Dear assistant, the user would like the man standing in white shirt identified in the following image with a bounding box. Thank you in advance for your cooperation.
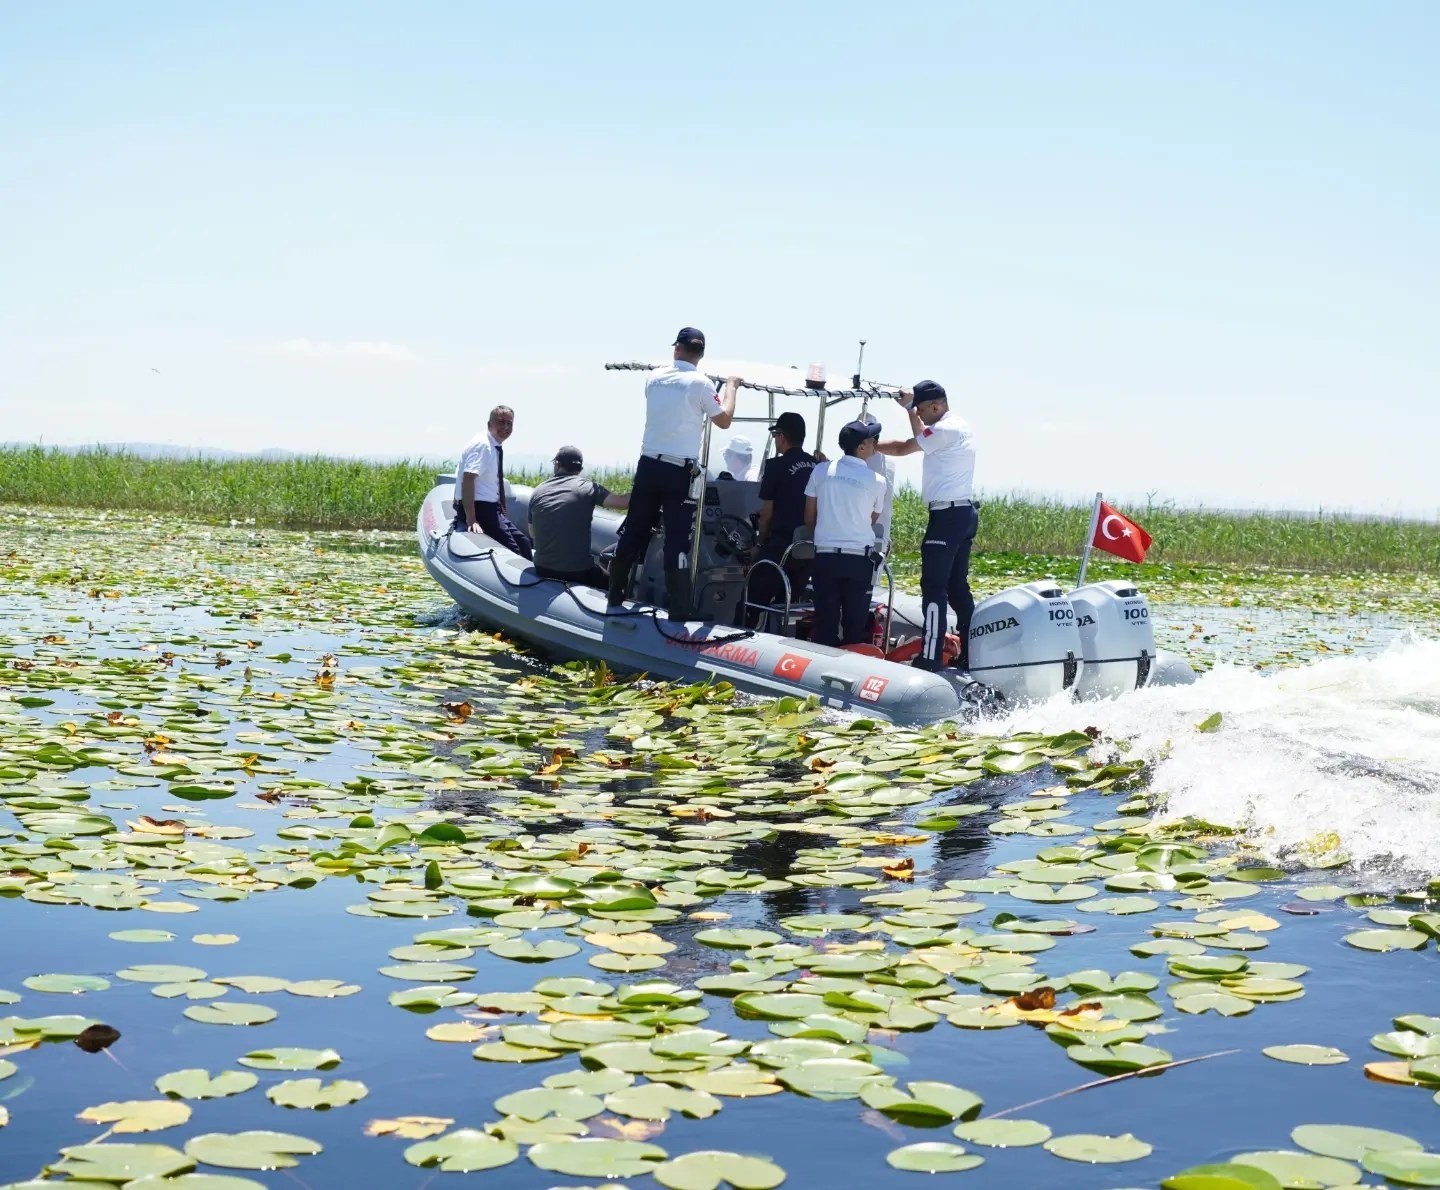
[452,405,533,559]
[877,380,978,670]
[607,327,740,618]
[804,419,887,648]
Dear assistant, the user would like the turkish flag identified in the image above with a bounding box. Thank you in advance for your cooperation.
[1091,501,1152,563]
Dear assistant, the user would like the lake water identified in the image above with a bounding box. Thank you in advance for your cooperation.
[1,510,1438,1188]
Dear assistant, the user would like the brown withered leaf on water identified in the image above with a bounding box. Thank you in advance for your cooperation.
[74,1024,121,1054]
[881,857,915,882]
[366,1115,454,1139]
[588,1115,665,1142]
[442,701,474,723]
[1059,1000,1102,1016]
[128,817,186,837]
[1009,986,1057,1012]
[315,668,335,689]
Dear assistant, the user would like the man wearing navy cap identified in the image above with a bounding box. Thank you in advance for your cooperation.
[608,329,740,618]
[877,379,979,669]
[746,410,817,627]
[528,445,630,587]
[803,419,887,648]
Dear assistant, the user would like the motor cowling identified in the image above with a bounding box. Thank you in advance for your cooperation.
[967,580,1084,703]
[1069,580,1156,698]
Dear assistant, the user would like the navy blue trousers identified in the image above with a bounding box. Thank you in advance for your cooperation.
[919,503,978,667]
[612,455,697,572]
[811,552,873,647]
[453,501,533,560]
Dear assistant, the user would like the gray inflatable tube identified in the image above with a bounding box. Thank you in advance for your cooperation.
[417,483,984,725]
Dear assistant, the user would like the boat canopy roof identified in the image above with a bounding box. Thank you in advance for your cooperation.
[605,359,900,407]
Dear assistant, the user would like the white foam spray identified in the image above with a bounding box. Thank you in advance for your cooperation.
[986,635,1440,877]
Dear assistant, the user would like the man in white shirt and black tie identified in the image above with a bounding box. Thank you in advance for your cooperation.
[452,405,533,559]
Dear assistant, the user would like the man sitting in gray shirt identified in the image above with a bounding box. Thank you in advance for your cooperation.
[528,446,631,586]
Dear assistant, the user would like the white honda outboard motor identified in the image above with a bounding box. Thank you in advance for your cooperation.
[1070,580,1155,698]
[967,580,1083,704]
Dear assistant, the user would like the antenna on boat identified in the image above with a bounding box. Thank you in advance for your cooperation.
[854,340,868,416]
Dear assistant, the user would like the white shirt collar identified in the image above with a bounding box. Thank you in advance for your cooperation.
[674,360,697,372]
[488,431,502,448]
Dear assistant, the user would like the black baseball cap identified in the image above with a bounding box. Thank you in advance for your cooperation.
[769,411,806,443]
[838,419,881,455]
[913,379,947,405]
[553,445,584,472]
[673,327,706,350]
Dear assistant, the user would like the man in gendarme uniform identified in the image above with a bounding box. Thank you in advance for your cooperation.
[876,380,978,670]
[607,327,740,618]
[528,445,630,587]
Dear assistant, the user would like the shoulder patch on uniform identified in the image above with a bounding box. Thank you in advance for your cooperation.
[921,427,934,437]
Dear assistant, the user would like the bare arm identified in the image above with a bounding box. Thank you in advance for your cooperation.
[876,438,921,457]
[876,388,925,455]
[709,376,741,431]
[757,499,774,543]
[461,472,480,531]
[602,492,630,510]
[870,511,880,525]
[804,496,817,532]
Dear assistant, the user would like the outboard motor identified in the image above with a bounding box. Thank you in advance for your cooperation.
[1070,580,1156,698]
[967,580,1083,703]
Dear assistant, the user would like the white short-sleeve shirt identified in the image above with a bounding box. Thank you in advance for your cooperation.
[804,456,887,551]
[640,362,725,459]
[915,411,976,504]
[866,454,896,550]
[453,431,501,504]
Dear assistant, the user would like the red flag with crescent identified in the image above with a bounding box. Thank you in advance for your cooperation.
[1091,501,1152,563]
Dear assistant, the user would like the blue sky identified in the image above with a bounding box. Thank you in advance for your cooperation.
[3,2,1437,515]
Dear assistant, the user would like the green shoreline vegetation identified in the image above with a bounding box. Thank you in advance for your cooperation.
[2,445,1437,573]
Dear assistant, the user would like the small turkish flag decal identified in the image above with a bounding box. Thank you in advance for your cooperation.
[773,652,810,679]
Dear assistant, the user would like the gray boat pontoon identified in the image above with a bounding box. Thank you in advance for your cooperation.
[417,360,1193,725]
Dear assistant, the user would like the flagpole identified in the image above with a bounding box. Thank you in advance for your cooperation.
[1076,491,1103,589]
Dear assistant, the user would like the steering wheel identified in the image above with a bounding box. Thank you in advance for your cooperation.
[714,514,758,559]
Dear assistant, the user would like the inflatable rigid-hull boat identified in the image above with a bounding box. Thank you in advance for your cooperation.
[416,482,1195,726]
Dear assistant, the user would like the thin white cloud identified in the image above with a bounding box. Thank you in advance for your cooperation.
[278,338,423,362]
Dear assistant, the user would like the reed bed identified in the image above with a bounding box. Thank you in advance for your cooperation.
[2,447,1435,573]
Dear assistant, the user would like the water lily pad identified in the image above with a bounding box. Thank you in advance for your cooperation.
[1291,1124,1422,1160]
[266,1078,368,1109]
[528,1138,668,1177]
[403,1128,519,1172]
[1043,1133,1153,1163]
[1360,1150,1440,1186]
[605,1082,722,1120]
[54,1143,195,1182]
[1262,1045,1348,1066]
[1163,1163,1285,1189]
[653,1150,787,1190]
[156,1069,258,1100]
[117,964,208,984]
[885,1142,984,1172]
[1343,928,1428,952]
[953,1118,1052,1147]
[78,1098,193,1133]
[185,1130,323,1170]
[493,1086,605,1121]
[23,973,110,994]
[183,1003,277,1027]
[860,1080,982,1123]
[237,1047,341,1071]
[1231,1149,1362,1187]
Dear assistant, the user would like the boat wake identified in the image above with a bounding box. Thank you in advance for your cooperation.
[989,634,1440,877]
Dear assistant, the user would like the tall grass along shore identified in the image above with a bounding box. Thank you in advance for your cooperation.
[2,445,1436,573]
